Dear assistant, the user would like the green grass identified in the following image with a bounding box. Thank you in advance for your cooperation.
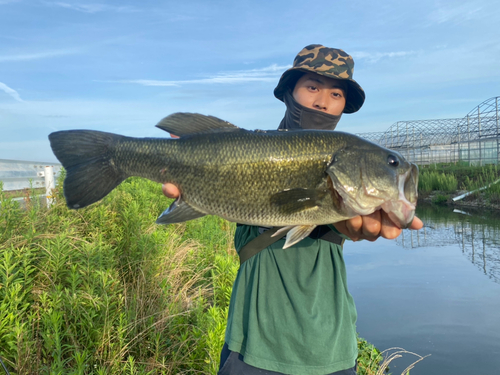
[1,187,45,199]
[459,164,500,202]
[0,176,390,374]
[419,164,500,204]
[419,170,458,193]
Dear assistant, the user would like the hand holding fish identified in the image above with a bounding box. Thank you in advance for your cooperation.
[161,183,423,242]
[332,210,423,242]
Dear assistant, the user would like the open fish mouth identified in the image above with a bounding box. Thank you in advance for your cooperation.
[379,167,417,228]
[330,164,418,228]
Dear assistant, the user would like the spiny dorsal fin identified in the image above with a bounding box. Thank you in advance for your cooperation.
[156,112,239,136]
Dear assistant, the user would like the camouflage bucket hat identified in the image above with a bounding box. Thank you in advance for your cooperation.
[274,44,365,114]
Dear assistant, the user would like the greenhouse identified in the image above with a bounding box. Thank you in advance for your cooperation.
[358,96,500,166]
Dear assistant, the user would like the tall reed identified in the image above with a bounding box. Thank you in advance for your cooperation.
[0,176,238,374]
[460,164,500,202]
[0,176,390,374]
[419,170,458,193]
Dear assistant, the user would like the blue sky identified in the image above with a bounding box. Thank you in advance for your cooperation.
[0,0,499,162]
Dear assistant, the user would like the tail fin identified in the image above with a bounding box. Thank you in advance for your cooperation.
[49,130,127,209]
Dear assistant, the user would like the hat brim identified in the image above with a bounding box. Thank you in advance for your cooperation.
[273,68,365,114]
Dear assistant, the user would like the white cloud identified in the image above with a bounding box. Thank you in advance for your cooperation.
[353,50,418,63]
[123,80,180,87]
[112,64,291,87]
[427,3,484,24]
[0,82,23,102]
[0,48,80,62]
[42,1,139,13]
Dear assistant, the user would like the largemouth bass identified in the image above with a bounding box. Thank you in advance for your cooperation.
[49,113,418,248]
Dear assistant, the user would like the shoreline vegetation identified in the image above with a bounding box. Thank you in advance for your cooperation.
[0,176,391,375]
[418,163,500,209]
[2,163,496,374]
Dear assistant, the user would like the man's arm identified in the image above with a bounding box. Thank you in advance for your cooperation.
[161,183,423,241]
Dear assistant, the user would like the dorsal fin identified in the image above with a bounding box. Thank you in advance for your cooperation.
[156,112,239,136]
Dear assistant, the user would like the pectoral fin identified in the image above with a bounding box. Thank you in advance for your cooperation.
[270,188,326,215]
[156,198,206,224]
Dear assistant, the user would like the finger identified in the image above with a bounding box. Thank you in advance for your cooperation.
[345,215,363,234]
[360,211,382,241]
[408,216,423,230]
[162,183,180,199]
[379,211,402,240]
[332,217,362,241]
[378,214,423,240]
[332,220,351,239]
[344,216,364,241]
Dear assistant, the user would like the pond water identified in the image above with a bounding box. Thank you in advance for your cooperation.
[344,204,500,375]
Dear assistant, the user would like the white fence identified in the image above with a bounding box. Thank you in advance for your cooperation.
[0,159,62,207]
[0,159,62,191]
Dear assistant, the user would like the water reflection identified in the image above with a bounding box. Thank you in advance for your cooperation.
[397,204,500,284]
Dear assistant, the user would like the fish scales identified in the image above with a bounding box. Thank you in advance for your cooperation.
[115,130,350,226]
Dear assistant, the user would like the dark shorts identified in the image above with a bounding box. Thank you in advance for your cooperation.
[217,343,357,375]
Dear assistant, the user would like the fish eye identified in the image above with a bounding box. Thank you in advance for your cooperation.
[388,154,399,167]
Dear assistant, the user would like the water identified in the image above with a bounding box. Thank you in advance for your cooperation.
[344,204,500,375]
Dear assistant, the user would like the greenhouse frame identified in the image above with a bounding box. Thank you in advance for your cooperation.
[357,96,500,166]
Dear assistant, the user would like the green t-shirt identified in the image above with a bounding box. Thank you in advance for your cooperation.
[225,225,358,375]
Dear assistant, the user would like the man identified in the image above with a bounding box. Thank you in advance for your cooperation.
[163,45,423,375]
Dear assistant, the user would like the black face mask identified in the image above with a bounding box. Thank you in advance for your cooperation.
[277,89,342,131]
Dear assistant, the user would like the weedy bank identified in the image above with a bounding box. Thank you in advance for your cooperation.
[0,177,390,374]
[418,163,500,205]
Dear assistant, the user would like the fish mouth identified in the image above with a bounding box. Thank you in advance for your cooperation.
[379,168,417,228]
[329,166,417,228]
